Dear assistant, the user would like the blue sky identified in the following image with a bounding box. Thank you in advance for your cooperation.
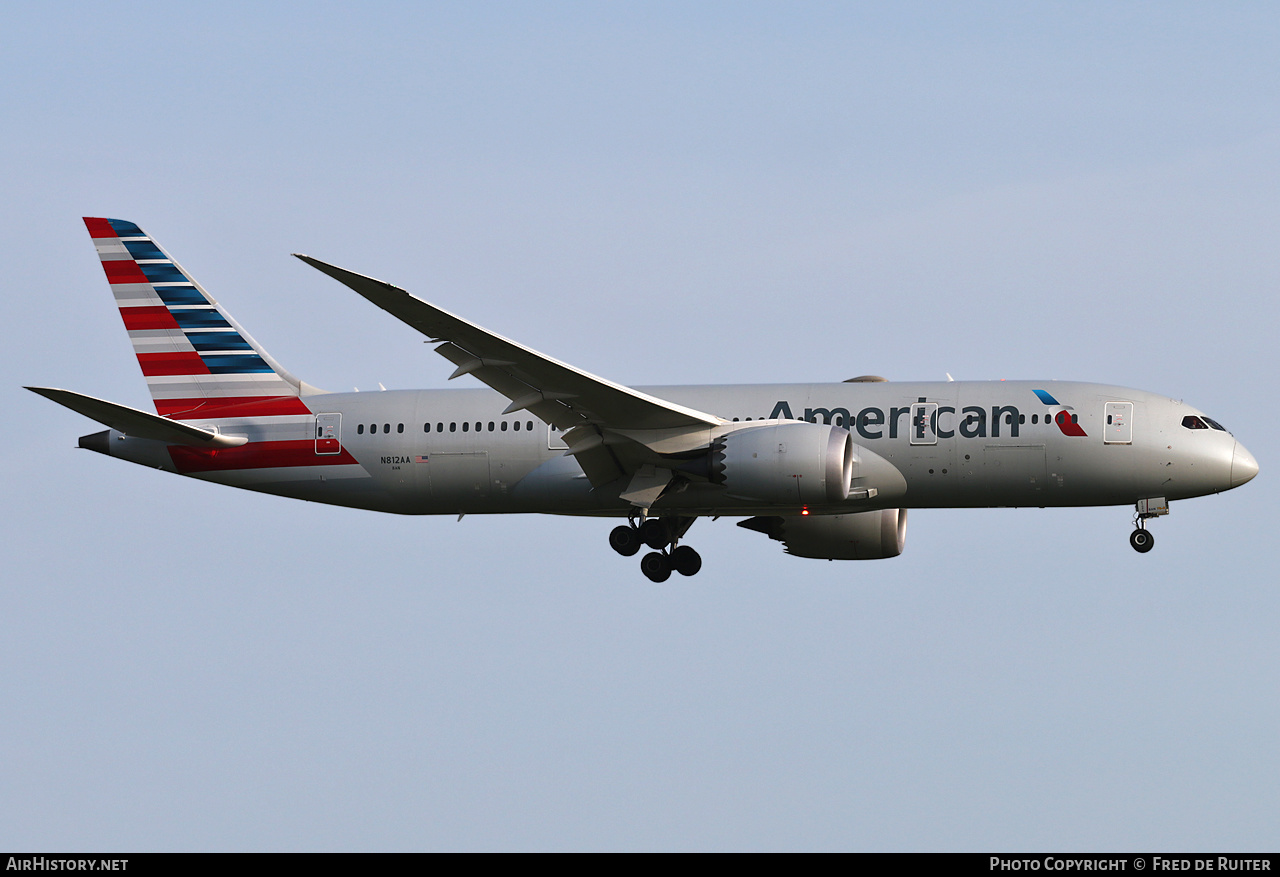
[2,2,1277,851]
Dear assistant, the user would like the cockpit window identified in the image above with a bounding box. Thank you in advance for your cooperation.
[1182,415,1230,432]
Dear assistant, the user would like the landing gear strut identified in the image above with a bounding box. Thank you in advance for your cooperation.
[610,515,702,579]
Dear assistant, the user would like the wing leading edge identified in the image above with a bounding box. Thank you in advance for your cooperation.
[294,256,722,431]
[295,255,727,493]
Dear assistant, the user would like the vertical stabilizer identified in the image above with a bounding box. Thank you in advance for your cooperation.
[84,217,307,418]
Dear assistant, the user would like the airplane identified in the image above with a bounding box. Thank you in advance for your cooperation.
[28,218,1259,581]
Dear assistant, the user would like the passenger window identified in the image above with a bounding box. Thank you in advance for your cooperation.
[527,421,533,430]
[397,423,404,433]
[423,423,430,433]
[462,422,469,432]
[357,424,364,434]
[475,422,481,432]
[1071,414,1078,424]
[1032,414,1038,424]
[449,422,456,432]
[437,423,443,432]
[381,423,388,433]
[488,422,494,431]
[513,421,521,431]
[501,421,508,431]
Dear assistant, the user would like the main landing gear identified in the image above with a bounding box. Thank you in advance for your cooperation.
[1129,497,1168,554]
[609,515,702,581]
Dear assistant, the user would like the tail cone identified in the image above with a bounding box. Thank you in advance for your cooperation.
[78,429,111,455]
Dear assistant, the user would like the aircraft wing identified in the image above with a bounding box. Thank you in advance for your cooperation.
[295,256,724,435]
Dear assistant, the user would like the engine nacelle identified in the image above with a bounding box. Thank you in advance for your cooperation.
[738,509,907,560]
[716,421,853,505]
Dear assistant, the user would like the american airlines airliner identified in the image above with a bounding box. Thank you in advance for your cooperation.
[29,218,1259,580]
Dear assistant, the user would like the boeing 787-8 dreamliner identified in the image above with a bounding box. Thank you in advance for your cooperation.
[28,218,1259,580]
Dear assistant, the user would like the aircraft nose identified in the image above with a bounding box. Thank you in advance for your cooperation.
[1231,441,1259,488]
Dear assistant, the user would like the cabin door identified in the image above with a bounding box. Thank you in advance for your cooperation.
[315,413,341,455]
[1103,402,1133,444]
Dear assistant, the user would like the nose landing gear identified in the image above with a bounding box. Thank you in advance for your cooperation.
[1130,497,1168,553]
[610,514,702,580]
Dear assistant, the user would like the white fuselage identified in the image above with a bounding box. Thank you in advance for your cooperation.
[92,380,1253,518]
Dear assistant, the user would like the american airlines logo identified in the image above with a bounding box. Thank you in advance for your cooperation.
[767,389,1087,440]
[1032,389,1088,437]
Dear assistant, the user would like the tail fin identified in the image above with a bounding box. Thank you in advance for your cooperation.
[84,217,308,419]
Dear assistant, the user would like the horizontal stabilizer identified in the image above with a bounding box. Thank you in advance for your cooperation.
[25,387,248,447]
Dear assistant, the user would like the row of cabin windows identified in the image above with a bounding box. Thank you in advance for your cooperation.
[356,420,537,435]
[357,423,404,435]
[354,411,1093,437]
[429,420,537,433]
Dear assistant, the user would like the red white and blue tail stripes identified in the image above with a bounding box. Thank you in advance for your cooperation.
[85,217,305,418]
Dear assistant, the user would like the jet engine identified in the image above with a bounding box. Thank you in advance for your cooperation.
[738,509,907,560]
[706,422,854,505]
